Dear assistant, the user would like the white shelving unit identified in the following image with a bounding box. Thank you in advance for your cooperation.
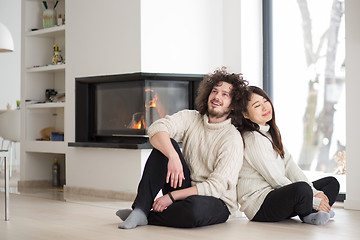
[20,0,66,188]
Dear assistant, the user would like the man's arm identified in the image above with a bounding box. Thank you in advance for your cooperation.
[150,131,199,212]
[152,186,198,212]
[150,131,185,188]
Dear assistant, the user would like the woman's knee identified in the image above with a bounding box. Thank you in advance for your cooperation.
[291,182,313,200]
[326,176,340,192]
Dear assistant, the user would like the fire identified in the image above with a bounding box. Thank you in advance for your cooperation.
[130,88,163,129]
[145,89,158,108]
[133,121,142,129]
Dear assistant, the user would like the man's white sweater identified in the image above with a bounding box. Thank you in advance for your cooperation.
[237,124,322,220]
[147,110,243,214]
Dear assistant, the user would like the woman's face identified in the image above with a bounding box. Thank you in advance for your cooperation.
[244,93,272,126]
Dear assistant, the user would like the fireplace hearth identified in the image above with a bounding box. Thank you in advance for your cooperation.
[69,72,204,149]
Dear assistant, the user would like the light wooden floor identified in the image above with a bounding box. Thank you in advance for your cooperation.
[0,191,359,240]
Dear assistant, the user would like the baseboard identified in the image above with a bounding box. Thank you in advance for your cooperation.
[344,199,360,210]
[18,180,53,190]
[63,185,136,202]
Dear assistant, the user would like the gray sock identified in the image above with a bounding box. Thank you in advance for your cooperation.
[329,209,335,218]
[116,209,132,221]
[118,208,148,229]
[303,211,330,225]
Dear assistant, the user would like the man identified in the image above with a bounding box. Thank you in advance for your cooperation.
[117,67,248,228]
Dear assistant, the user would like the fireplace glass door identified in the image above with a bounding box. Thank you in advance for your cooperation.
[94,80,189,137]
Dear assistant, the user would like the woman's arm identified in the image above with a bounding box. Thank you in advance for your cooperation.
[283,148,322,195]
[244,132,292,189]
[283,148,331,211]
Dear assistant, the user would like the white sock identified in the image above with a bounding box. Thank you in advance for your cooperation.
[118,208,148,229]
[303,211,330,225]
[329,209,335,218]
[116,209,132,221]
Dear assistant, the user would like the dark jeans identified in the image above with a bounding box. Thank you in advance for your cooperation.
[132,139,230,228]
[252,176,340,222]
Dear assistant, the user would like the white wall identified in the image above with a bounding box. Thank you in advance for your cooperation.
[141,0,224,74]
[223,0,242,73]
[239,0,262,86]
[0,0,21,110]
[344,0,360,210]
[66,0,143,194]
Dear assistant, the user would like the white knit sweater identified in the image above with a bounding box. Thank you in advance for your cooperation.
[237,124,322,220]
[147,109,243,214]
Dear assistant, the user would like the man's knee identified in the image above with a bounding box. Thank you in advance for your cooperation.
[181,196,229,227]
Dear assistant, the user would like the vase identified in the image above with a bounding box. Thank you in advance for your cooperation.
[43,9,57,28]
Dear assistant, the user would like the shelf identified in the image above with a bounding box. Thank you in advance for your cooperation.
[26,64,65,73]
[26,102,65,109]
[26,25,65,38]
[23,140,67,154]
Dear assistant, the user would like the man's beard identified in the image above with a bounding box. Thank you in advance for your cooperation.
[208,107,232,120]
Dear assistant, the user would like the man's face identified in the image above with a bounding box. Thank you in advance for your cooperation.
[207,81,233,123]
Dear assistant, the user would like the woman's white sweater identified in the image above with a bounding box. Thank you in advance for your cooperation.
[147,109,243,214]
[237,124,322,220]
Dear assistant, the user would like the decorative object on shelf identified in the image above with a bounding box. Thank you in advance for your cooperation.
[0,22,14,52]
[45,89,57,102]
[57,14,62,26]
[37,126,56,141]
[52,159,60,187]
[50,132,64,141]
[50,92,65,103]
[52,43,63,64]
[42,1,60,28]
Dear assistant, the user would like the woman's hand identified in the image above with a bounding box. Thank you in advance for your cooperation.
[315,192,329,203]
[317,199,331,212]
[152,194,173,212]
[167,155,185,188]
[315,192,331,212]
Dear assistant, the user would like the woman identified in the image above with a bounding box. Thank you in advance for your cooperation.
[237,86,339,225]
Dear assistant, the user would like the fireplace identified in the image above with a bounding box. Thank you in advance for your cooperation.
[69,72,204,149]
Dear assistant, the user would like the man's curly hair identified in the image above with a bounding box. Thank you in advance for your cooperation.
[195,67,248,128]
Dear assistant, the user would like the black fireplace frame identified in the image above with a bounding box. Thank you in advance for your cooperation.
[69,72,204,149]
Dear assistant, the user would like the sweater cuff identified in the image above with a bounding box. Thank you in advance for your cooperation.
[196,183,206,196]
[313,197,322,210]
[311,186,322,196]
[147,123,169,139]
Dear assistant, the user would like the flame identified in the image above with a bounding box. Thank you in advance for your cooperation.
[133,121,142,129]
[145,89,158,108]
[130,88,160,129]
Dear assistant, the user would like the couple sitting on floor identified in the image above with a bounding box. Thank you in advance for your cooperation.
[116,68,340,229]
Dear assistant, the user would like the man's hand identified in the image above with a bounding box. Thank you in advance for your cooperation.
[152,194,173,212]
[167,155,185,188]
[149,132,185,188]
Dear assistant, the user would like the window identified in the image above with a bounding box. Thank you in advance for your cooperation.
[265,0,346,195]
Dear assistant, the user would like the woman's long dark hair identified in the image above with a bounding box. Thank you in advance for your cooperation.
[238,86,285,158]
